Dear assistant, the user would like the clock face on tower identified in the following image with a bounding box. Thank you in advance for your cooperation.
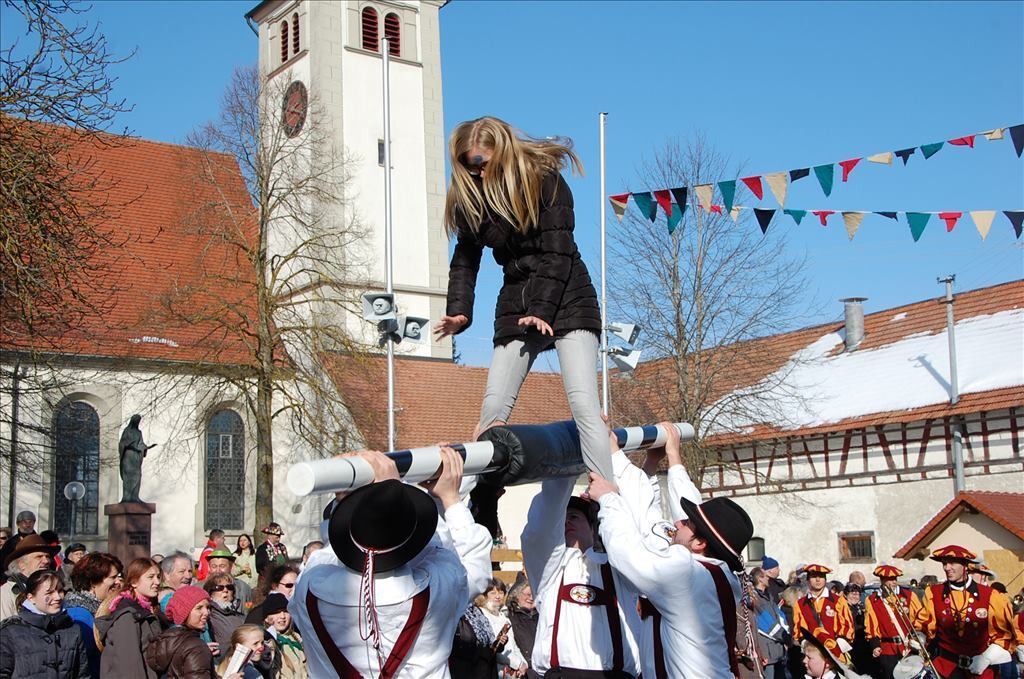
[281,80,308,138]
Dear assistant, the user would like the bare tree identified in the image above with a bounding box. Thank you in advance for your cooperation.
[151,65,372,536]
[609,136,815,483]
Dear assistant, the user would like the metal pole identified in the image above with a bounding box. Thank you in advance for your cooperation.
[382,37,396,450]
[938,274,965,493]
[599,112,609,416]
[69,499,76,543]
[7,362,23,527]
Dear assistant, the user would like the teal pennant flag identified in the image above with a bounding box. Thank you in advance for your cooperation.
[784,209,807,225]
[632,192,657,222]
[921,142,944,159]
[718,180,737,212]
[813,164,834,197]
[667,205,683,234]
[907,212,931,241]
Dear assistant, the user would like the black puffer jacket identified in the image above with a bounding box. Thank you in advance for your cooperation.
[446,172,602,345]
[0,606,90,678]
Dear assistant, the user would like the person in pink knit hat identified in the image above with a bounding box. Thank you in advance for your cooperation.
[145,585,242,679]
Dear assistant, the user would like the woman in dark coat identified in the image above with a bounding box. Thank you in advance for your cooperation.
[434,116,613,484]
[0,569,90,678]
[94,558,165,679]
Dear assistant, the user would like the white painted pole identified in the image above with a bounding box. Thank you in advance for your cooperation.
[382,37,396,451]
[599,112,609,416]
[938,274,965,494]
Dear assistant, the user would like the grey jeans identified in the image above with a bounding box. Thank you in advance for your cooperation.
[479,329,614,480]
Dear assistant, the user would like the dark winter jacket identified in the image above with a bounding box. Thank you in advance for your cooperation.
[94,597,164,679]
[446,172,602,345]
[508,606,540,679]
[63,592,102,679]
[207,600,245,656]
[144,626,217,679]
[0,606,90,679]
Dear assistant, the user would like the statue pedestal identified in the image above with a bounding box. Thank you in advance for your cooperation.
[105,502,156,566]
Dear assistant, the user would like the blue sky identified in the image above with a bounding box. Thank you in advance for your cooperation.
[4,0,1021,369]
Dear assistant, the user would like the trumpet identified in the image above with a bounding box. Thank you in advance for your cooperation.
[880,585,941,679]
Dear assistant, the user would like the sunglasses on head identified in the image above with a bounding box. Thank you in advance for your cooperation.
[280,582,295,589]
[461,155,488,176]
[211,584,236,592]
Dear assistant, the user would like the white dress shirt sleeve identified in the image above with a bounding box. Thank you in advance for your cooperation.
[668,463,702,522]
[521,477,574,597]
[442,500,493,604]
[612,450,663,534]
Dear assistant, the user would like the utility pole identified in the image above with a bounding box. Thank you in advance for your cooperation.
[7,362,24,527]
[938,275,965,494]
[599,112,609,416]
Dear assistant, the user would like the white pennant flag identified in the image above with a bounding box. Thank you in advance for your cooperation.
[695,184,714,211]
[764,172,788,206]
[982,128,1005,141]
[970,210,996,240]
[867,152,893,165]
[730,207,742,222]
[842,212,865,240]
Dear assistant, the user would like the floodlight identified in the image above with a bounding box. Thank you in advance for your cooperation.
[608,347,642,373]
[397,316,430,344]
[361,292,397,322]
[607,322,641,345]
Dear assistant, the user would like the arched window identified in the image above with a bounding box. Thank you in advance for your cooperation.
[291,13,300,55]
[746,536,766,564]
[384,13,400,56]
[205,410,245,531]
[53,402,100,535]
[361,7,379,52]
[280,20,289,63]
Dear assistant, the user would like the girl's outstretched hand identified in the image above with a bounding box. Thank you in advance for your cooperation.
[433,314,468,339]
[517,315,553,336]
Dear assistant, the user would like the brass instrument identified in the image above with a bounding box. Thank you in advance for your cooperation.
[739,573,766,679]
[880,584,942,679]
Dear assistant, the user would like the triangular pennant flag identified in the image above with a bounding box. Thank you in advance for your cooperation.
[708,204,723,215]
[667,205,683,234]
[813,164,834,197]
[754,208,775,234]
[838,158,861,182]
[812,210,835,226]
[609,193,631,222]
[764,172,788,206]
[1009,125,1024,157]
[740,176,764,200]
[894,148,916,165]
[874,211,899,220]
[632,192,657,222]
[718,180,737,212]
[906,212,931,242]
[982,128,1005,141]
[867,152,893,164]
[1005,211,1024,238]
[842,212,865,240]
[969,210,996,240]
[729,206,742,223]
[653,189,673,219]
[670,187,688,216]
[948,136,975,148]
[938,211,963,232]
[695,184,715,211]
[784,209,807,225]
[790,168,810,182]
[921,142,944,159]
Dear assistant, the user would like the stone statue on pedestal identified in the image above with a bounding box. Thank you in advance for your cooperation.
[118,413,157,503]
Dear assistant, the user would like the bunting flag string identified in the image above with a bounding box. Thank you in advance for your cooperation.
[610,122,1023,208]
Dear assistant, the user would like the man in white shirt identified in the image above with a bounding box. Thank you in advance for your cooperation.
[521,435,662,678]
[290,448,492,678]
[587,422,754,679]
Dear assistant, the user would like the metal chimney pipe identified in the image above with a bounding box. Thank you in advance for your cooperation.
[840,297,868,351]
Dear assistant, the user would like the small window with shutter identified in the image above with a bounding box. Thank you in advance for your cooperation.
[361,7,379,52]
[384,13,400,56]
[280,21,289,63]
[292,13,300,55]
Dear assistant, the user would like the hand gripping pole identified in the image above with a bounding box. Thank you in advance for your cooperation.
[287,420,695,496]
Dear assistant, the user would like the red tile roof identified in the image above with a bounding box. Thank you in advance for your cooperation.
[1,125,259,366]
[894,491,1024,559]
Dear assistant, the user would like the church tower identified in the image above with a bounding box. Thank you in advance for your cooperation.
[245,0,451,359]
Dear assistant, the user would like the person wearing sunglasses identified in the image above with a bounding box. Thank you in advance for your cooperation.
[205,573,245,661]
[245,563,297,625]
[200,547,253,609]
[435,116,613,502]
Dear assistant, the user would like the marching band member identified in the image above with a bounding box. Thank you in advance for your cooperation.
[587,423,754,679]
[914,545,1022,679]
[863,564,923,679]
[968,563,997,587]
[791,564,856,666]
[289,448,492,678]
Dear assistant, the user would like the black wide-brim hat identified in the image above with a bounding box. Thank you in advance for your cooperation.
[679,496,753,573]
[328,479,438,573]
[801,629,856,676]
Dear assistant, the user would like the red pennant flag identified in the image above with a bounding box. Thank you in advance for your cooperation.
[938,211,963,232]
[839,158,861,182]
[812,210,835,226]
[708,204,723,214]
[653,189,673,218]
[740,176,764,200]
[948,136,976,148]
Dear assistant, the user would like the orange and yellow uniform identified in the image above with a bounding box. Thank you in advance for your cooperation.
[864,586,924,657]
[792,590,855,662]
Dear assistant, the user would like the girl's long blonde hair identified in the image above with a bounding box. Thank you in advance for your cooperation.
[216,624,265,676]
[444,116,583,237]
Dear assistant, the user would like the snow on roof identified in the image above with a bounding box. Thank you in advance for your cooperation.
[715,309,1023,432]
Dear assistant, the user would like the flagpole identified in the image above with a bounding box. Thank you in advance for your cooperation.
[599,112,609,416]
[382,37,396,450]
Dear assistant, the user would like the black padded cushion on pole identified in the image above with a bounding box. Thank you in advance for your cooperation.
[477,420,588,487]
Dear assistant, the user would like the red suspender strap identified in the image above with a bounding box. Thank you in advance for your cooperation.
[638,597,667,679]
[550,569,564,669]
[305,586,431,679]
[698,561,739,678]
[549,564,624,672]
